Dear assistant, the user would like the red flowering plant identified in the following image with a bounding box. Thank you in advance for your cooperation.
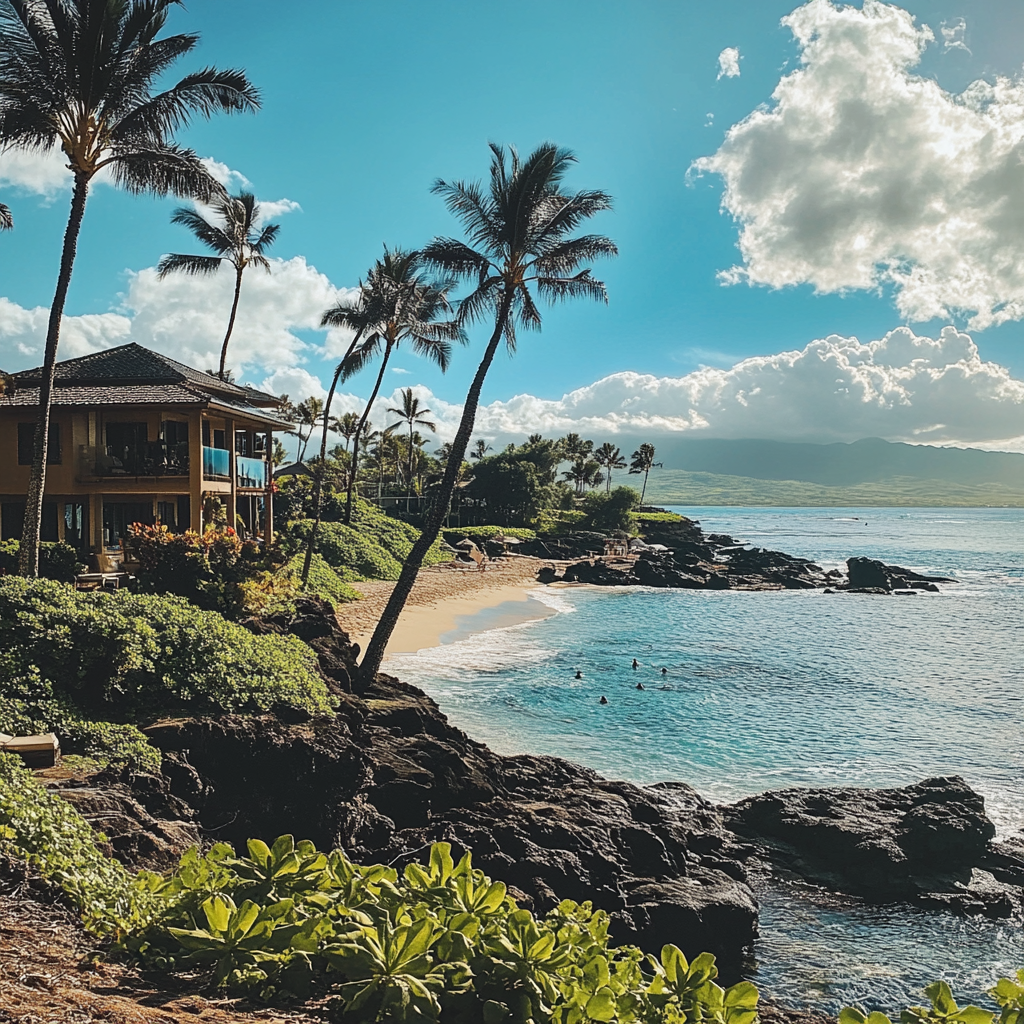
[126,524,290,618]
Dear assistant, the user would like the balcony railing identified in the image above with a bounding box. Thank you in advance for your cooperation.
[236,455,268,489]
[202,446,231,479]
[78,442,189,479]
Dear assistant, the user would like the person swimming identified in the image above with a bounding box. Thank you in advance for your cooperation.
[632,658,639,669]
[575,670,583,680]
[599,695,608,704]
[661,667,668,675]
[636,682,644,690]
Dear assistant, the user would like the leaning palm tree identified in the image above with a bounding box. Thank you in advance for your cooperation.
[1,0,259,577]
[469,438,492,461]
[358,142,616,684]
[292,397,324,462]
[325,247,463,527]
[158,192,279,380]
[387,388,436,493]
[594,442,626,492]
[629,443,660,503]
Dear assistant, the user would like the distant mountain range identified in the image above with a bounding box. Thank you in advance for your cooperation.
[624,437,1024,506]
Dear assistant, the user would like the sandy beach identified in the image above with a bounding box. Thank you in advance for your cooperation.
[334,555,552,655]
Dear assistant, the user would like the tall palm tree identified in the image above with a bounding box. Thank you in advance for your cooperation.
[331,411,361,452]
[291,397,324,461]
[469,438,492,461]
[0,201,11,229]
[629,443,661,503]
[323,247,463,526]
[358,142,616,684]
[563,456,603,496]
[387,388,436,492]
[594,442,626,492]
[1,0,259,577]
[158,192,279,380]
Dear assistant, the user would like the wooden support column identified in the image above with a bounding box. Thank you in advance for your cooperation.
[264,429,274,545]
[189,410,203,532]
[226,417,236,531]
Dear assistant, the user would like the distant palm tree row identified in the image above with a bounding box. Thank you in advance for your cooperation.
[0,2,617,684]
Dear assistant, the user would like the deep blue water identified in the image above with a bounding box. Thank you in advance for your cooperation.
[386,508,1024,1012]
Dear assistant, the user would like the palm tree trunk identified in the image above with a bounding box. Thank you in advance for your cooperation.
[357,291,514,684]
[641,467,649,504]
[345,343,393,526]
[19,173,90,577]
[218,265,244,380]
[301,332,365,585]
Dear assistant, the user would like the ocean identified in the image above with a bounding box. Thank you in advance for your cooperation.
[385,507,1024,1012]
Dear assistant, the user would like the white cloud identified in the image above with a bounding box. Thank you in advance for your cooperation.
[0,297,131,364]
[379,327,1024,449]
[257,198,302,221]
[260,366,327,402]
[717,47,741,79]
[940,17,969,53]
[391,366,412,375]
[0,146,71,198]
[199,157,251,190]
[693,0,1024,329]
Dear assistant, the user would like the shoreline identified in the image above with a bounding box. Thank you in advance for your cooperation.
[334,556,551,655]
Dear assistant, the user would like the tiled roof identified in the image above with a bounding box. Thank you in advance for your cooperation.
[0,384,203,407]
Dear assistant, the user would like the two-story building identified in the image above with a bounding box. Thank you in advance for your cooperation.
[0,343,292,558]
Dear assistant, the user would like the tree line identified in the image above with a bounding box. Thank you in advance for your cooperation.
[0,0,621,684]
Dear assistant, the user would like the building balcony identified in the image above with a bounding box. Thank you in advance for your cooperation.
[202,446,231,480]
[78,442,190,480]
[236,455,268,490]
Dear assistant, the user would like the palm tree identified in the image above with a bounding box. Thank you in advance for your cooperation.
[469,438,492,461]
[323,247,463,526]
[1,0,259,577]
[331,411,361,452]
[563,457,603,496]
[158,192,279,380]
[0,202,11,230]
[358,142,616,684]
[594,442,626,492]
[388,388,436,495]
[291,397,324,461]
[560,432,593,463]
[629,443,661,503]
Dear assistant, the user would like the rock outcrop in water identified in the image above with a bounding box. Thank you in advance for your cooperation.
[725,777,1024,919]
[532,513,955,594]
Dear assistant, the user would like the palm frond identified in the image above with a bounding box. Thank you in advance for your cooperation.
[157,252,224,278]
[252,222,279,253]
[339,334,383,382]
[0,202,11,230]
[533,234,618,275]
[106,143,221,200]
[420,236,493,278]
[168,205,232,252]
[248,253,271,273]
[536,271,609,305]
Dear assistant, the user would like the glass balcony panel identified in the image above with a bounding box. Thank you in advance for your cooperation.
[235,455,267,489]
[202,446,230,479]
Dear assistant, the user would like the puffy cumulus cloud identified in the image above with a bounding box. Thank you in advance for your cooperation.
[0,146,71,198]
[392,328,1024,448]
[199,157,251,191]
[717,47,741,79]
[693,0,1024,329]
[260,366,328,402]
[0,297,131,365]
[123,255,350,376]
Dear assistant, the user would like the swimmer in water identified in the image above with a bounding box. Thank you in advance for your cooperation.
[636,682,644,690]
[575,670,583,680]
[632,658,639,669]
[599,695,608,704]
[661,667,668,675]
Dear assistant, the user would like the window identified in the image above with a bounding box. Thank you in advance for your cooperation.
[3,502,58,541]
[160,420,189,446]
[176,495,191,532]
[156,501,177,528]
[64,502,88,551]
[18,422,61,464]
[102,501,153,548]
[213,428,226,450]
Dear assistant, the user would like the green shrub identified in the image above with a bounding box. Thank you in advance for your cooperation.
[289,498,446,581]
[280,553,362,605]
[0,578,335,723]
[126,836,761,1020]
[633,511,687,525]
[0,753,160,936]
[0,539,84,582]
[842,973,1024,1024]
[535,509,586,536]
[581,487,642,533]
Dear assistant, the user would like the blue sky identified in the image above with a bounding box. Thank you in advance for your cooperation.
[2,0,1023,448]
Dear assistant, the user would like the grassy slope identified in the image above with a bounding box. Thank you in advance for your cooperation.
[644,470,1024,507]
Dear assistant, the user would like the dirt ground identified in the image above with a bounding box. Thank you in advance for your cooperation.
[0,879,318,1024]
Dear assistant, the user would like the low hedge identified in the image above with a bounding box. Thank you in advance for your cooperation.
[280,553,362,605]
[0,578,335,725]
[442,525,537,545]
[0,539,84,582]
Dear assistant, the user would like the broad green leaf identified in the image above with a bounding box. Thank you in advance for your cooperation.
[956,1008,996,1024]
[202,895,232,935]
[270,834,295,864]
[928,982,959,1017]
[586,991,617,1021]
[246,839,272,868]
[725,981,760,1009]
[661,944,687,984]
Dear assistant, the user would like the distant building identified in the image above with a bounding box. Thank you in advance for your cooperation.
[0,343,292,556]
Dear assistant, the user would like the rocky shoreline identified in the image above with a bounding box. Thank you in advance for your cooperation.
[527,516,956,593]
[39,600,1022,981]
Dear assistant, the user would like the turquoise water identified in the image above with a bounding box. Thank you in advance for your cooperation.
[386,508,1024,1011]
